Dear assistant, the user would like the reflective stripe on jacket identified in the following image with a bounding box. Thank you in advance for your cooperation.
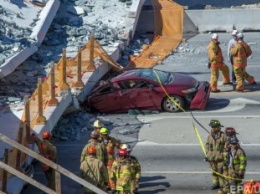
[230,40,252,67]
[110,158,131,191]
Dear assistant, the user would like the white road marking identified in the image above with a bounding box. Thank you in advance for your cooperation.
[32,171,260,175]
[136,141,260,146]
[141,171,260,175]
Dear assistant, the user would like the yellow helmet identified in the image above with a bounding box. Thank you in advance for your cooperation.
[93,119,104,128]
[100,127,108,135]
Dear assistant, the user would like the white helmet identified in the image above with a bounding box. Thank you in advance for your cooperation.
[211,33,218,40]
[121,144,132,152]
[237,33,244,39]
[93,119,104,128]
[232,30,238,36]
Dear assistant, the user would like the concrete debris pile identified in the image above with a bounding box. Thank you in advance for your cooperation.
[117,33,153,66]
[38,0,134,61]
[0,0,135,100]
[52,111,113,142]
[0,59,50,100]
[0,6,34,66]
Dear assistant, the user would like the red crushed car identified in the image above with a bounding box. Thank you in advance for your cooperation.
[86,69,210,113]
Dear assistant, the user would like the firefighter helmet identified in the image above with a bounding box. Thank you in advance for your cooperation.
[118,149,128,157]
[232,30,238,36]
[90,130,99,139]
[229,136,239,144]
[211,33,218,40]
[121,144,132,152]
[121,144,127,149]
[42,131,52,139]
[100,127,108,135]
[225,127,237,137]
[237,33,244,39]
[209,120,223,128]
[93,119,103,128]
[87,146,96,154]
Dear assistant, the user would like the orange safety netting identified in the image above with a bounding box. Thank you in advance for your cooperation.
[126,0,183,69]
[22,37,122,129]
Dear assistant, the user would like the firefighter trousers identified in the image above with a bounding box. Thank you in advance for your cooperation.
[210,64,230,91]
[234,66,255,91]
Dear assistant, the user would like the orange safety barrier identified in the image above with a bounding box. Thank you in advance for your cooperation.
[126,0,183,69]
[22,35,123,130]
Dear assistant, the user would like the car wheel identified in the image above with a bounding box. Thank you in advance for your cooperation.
[162,95,184,112]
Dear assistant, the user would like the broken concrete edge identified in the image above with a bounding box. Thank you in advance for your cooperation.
[129,0,146,39]
[0,45,38,79]
[0,0,60,79]
[30,0,61,46]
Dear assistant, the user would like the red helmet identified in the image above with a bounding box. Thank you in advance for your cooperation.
[225,127,237,137]
[87,146,96,154]
[118,149,128,157]
[42,131,52,139]
[90,130,99,139]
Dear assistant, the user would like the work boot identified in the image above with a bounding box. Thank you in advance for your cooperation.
[211,184,220,190]
[211,89,220,93]
[223,82,232,85]
[235,89,244,93]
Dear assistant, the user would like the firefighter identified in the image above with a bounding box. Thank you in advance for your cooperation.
[222,127,239,194]
[31,130,57,190]
[99,127,122,190]
[80,130,108,166]
[110,149,132,194]
[230,32,256,92]
[227,30,238,84]
[221,137,247,194]
[80,146,108,194]
[207,33,231,93]
[121,144,141,194]
[205,120,227,190]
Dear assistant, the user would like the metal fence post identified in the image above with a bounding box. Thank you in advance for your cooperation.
[73,47,84,88]
[60,48,70,90]
[36,78,47,124]
[48,62,58,106]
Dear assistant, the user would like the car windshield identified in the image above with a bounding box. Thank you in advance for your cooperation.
[136,69,171,84]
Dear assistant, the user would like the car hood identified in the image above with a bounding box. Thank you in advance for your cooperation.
[169,73,197,87]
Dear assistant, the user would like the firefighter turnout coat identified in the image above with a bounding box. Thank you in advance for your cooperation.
[80,155,108,193]
[81,139,108,165]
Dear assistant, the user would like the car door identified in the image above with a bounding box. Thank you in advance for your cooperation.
[90,83,121,112]
[117,80,160,111]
